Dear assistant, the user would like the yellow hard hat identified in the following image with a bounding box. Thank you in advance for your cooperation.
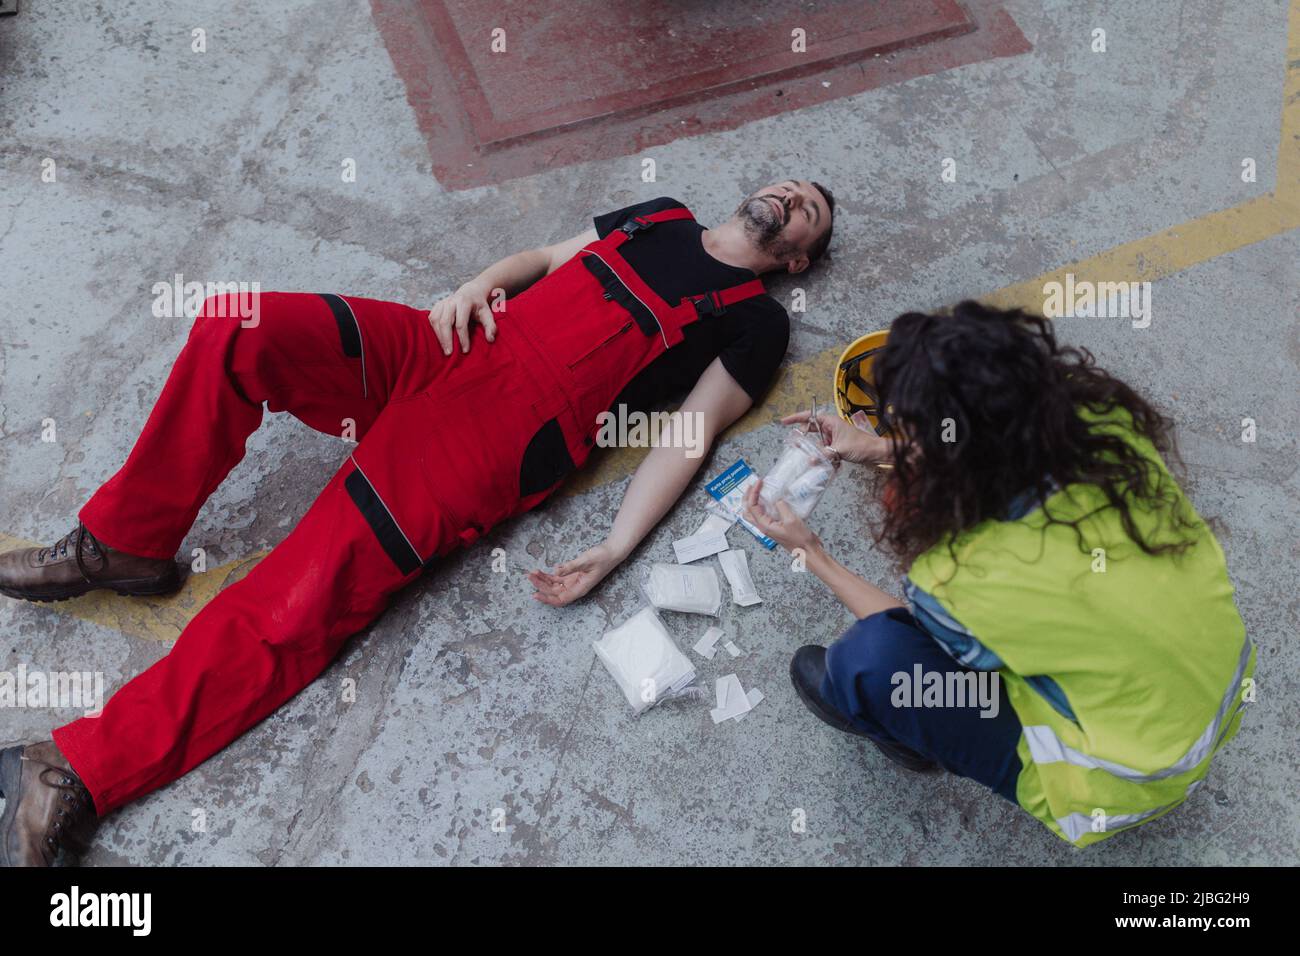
[833,329,889,433]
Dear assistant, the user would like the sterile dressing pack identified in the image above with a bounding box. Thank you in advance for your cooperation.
[593,606,697,715]
[643,562,723,615]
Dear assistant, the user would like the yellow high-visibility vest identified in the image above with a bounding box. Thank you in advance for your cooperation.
[908,406,1254,846]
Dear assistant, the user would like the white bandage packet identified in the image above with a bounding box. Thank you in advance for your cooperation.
[643,562,723,615]
[593,606,697,715]
[694,510,736,536]
[759,426,839,520]
[718,549,761,607]
[672,528,730,564]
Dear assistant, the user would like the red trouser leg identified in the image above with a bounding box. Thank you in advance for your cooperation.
[56,291,451,814]
[52,451,430,814]
[78,292,389,559]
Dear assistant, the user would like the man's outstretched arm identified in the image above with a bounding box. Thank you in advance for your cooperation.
[428,228,596,354]
[529,357,755,607]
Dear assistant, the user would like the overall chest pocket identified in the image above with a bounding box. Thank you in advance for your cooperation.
[580,253,662,339]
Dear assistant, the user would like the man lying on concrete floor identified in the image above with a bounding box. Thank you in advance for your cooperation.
[0,181,835,866]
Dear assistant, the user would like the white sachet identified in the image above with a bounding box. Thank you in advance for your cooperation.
[643,562,723,615]
[694,509,736,536]
[718,549,762,607]
[672,528,730,564]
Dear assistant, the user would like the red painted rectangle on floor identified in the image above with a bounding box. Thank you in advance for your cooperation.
[372,0,1030,188]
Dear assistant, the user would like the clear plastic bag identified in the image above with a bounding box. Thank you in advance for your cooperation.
[759,426,839,520]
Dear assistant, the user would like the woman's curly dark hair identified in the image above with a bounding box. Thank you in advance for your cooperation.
[872,301,1200,567]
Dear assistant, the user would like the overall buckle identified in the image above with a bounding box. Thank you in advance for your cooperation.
[693,291,726,317]
[619,216,654,238]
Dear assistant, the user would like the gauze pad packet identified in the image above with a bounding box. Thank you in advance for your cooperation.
[643,562,723,615]
[593,606,697,715]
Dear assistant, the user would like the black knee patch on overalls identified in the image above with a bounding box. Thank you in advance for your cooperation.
[345,469,421,575]
[319,293,362,357]
[318,293,368,398]
[519,418,575,498]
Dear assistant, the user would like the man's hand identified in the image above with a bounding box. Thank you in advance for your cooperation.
[426,228,594,356]
[428,281,498,355]
[527,542,621,607]
[743,479,820,553]
[782,410,891,466]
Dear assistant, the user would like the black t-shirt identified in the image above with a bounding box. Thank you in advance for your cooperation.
[590,197,789,413]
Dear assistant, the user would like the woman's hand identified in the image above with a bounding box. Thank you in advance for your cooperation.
[782,410,891,466]
[428,281,498,355]
[743,480,820,554]
[527,542,621,607]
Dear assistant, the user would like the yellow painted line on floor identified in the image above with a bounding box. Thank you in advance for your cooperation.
[0,532,265,643]
[1279,0,1300,211]
[5,0,1299,641]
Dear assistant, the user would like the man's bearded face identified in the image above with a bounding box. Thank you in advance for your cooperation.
[734,191,801,261]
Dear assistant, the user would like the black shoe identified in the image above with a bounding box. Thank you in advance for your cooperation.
[789,645,937,773]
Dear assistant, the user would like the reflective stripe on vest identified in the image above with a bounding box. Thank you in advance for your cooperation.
[1055,780,1205,843]
[1022,634,1253,782]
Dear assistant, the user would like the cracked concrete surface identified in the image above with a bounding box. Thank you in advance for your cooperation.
[0,0,1297,864]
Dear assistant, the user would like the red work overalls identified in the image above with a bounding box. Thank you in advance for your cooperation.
[53,208,767,813]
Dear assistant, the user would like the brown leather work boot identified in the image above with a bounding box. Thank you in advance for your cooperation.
[0,741,99,866]
[0,522,179,602]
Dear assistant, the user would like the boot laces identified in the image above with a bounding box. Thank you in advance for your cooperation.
[36,522,106,583]
[24,757,94,857]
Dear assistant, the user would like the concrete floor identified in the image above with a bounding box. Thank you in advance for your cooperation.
[0,0,1296,865]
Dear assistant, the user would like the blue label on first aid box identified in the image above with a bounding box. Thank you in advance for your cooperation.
[706,459,776,550]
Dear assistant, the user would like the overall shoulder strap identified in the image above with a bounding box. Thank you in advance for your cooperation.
[685,278,768,318]
[589,205,769,347]
[604,206,696,248]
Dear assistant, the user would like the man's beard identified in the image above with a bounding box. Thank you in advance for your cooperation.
[735,193,800,261]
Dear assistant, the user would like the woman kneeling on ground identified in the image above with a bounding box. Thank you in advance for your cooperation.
[744,301,1254,848]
